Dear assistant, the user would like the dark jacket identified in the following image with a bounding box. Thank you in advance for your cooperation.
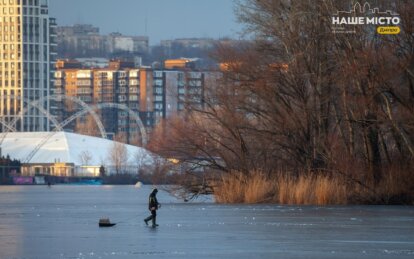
[148,190,159,211]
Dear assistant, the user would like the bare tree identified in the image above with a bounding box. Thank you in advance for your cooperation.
[108,142,129,174]
[149,0,414,200]
[78,150,93,166]
[134,150,152,174]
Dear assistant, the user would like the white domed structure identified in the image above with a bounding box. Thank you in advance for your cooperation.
[0,131,153,177]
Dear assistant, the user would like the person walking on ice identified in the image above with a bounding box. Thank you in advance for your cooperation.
[144,188,160,227]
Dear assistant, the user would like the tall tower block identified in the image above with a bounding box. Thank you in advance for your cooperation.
[0,0,55,132]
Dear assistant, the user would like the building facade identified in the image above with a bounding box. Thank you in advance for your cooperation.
[0,0,54,132]
[54,59,220,143]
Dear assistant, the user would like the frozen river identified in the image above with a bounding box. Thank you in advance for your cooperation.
[0,185,413,259]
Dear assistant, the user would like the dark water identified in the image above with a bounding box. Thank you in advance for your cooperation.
[0,185,413,259]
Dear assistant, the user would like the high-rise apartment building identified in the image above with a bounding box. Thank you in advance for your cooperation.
[55,60,145,142]
[0,0,54,132]
[54,59,221,143]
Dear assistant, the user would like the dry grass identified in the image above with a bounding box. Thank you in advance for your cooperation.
[213,172,276,203]
[212,167,413,205]
[276,174,348,205]
[213,171,348,204]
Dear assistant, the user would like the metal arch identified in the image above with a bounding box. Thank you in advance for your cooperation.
[4,95,63,132]
[0,95,63,146]
[22,94,108,163]
[23,131,60,163]
[55,102,148,146]
[39,94,108,139]
[0,118,17,132]
[24,102,148,163]
[93,103,148,146]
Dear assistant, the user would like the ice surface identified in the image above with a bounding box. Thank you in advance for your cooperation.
[0,185,413,259]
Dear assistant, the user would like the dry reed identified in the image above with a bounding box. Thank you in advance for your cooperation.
[213,171,348,204]
[213,168,413,205]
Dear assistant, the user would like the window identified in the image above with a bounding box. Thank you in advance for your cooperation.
[129,79,138,85]
[155,103,163,109]
[154,79,163,86]
[155,87,163,94]
[155,96,163,101]
[129,95,138,101]
[153,71,163,78]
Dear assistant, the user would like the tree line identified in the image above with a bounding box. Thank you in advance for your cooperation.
[149,0,414,203]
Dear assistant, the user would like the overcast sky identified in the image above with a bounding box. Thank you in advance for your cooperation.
[49,0,243,45]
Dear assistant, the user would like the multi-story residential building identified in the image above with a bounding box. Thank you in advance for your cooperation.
[0,0,55,132]
[54,59,220,143]
[152,70,203,124]
[143,63,219,128]
[55,60,144,141]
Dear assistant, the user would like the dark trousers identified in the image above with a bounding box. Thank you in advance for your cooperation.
[144,209,157,226]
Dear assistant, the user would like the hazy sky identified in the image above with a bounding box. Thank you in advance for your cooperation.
[49,0,243,45]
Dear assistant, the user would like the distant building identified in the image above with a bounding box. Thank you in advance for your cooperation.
[108,32,149,54]
[53,59,221,143]
[57,24,100,36]
[164,58,198,70]
[54,60,148,142]
[0,0,56,132]
[160,38,215,50]
[156,38,242,69]
[75,58,109,68]
[56,24,149,58]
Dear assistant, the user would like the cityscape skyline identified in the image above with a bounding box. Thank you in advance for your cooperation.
[49,0,243,45]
